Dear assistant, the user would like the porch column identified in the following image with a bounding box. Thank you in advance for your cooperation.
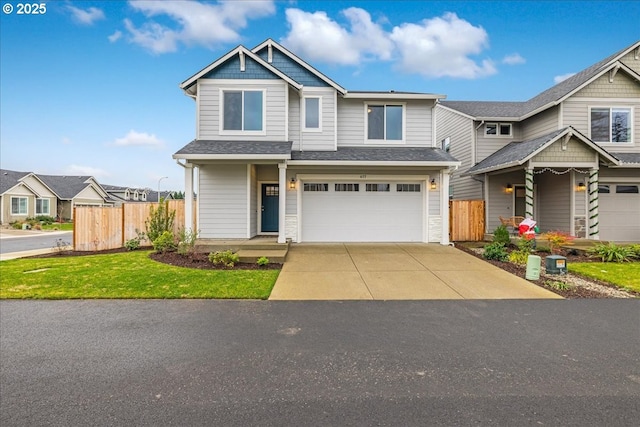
[588,168,599,239]
[278,163,287,244]
[525,167,534,219]
[184,163,194,232]
[440,170,451,245]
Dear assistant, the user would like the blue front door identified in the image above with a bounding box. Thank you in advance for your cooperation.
[261,184,279,232]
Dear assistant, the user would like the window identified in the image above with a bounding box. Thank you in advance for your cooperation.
[616,185,639,194]
[485,123,512,136]
[11,197,27,215]
[441,137,450,153]
[303,97,321,131]
[366,183,390,192]
[335,183,359,192]
[367,104,403,141]
[36,198,50,215]
[397,184,421,192]
[590,107,631,143]
[303,183,328,192]
[264,185,279,196]
[223,90,264,132]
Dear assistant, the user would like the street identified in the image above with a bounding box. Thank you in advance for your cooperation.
[0,231,72,255]
[1,300,639,426]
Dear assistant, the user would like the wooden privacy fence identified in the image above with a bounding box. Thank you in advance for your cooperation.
[74,200,195,251]
[449,200,485,241]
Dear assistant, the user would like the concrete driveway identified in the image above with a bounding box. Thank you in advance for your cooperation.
[270,243,561,300]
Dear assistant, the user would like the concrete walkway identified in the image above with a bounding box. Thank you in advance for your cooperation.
[270,243,562,300]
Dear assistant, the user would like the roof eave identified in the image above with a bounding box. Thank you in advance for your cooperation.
[343,93,445,100]
[288,160,461,167]
[173,154,291,161]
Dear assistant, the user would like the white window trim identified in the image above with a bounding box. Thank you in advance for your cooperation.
[219,88,267,136]
[588,105,633,144]
[36,198,50,215]
[11,196,28,216]
[485,122,512,137]
[302,96,322,133]
[364,102,406,144]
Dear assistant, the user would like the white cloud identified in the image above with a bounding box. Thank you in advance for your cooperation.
[282,9,495,79]
[502,53,526,65]
[65,165,110,178]
[281,8,393,65]
[554,72,576,84]
[113,130,163,147]
[66,5,105,25]
[108,30,123,43]
[390,13,496,78]
[123,0,276,54]
[61,137,72,145]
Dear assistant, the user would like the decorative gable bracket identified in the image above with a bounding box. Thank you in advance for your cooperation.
[562,131,572,151]
[239,51,245,72]
[609,64,620,83]
[635,46,640,60]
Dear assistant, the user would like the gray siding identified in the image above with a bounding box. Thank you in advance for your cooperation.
[249,165,257,237]
[198,79,288,140]
[573,70,639,98]
[198,164,247,238]
[620,50,640,74]
[536,171,570,232]
[486,171,521,233]
[337,99,434,146]
[476,122,523,162]
[298,88,337,151]
[435,106,481,199]
[288,88,300,150]
[521,106,559,140]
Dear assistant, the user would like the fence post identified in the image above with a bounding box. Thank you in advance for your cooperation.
[121,204,126,247]
[73,207,76,250]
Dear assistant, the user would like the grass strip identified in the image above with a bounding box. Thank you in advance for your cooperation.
[569,262,640,293]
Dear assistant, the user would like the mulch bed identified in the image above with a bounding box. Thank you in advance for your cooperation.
[456,243,632,299]
[149,251,282,270]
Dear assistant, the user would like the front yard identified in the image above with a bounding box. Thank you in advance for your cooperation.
[569,263,640,293]
[0,251,280,299]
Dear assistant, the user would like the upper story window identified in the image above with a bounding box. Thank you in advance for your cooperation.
[441,137,451,152]
[485,123,512,137]
[590,107,632,143]
[11,197,28,215]
[367,104,404,142]
[222,90,264,132]
[303,97,321,131]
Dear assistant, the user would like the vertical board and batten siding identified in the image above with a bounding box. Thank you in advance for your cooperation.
[197,79,288,140]
[199,165,247,238]
[520,106,559,140]
[298,88,337,151]
[449,200,485,241]
[535,172,571,232]
[435,106,481,199]
[562,72,640,153]
[336,99,434,146]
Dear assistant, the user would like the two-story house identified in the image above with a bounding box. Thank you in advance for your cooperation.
[174,39,460,244]
[436,40,640,241]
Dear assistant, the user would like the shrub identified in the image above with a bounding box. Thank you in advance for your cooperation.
[493,225,511,246]
[145,200,176,243]
[35,215,55,225]
[587,242,633,263]
[545,280,573,291]
[208,250,240,268]
[10,221,22,229]
[540,230,574,253]
[257,256,269,266]
[508,250,529,265]
[152,231,177,253]
[483,242,508,261]
[177,228,198,256]
[124,238,141,251]
[627,244,640,260]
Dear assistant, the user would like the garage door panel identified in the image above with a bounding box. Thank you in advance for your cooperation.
[598,183,640,241]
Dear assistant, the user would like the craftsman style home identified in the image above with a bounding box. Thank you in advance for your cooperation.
[174,39,459,244]
[436,40,640,241]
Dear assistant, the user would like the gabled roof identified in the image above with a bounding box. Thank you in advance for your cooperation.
[37,175,108,200]
[252,39,347,94]
[180,44,302,93]
[610,152,640,166]
[173,140,292,160]
[466,127,619,175]
[442,40,640,120]
[0,169,31,195]
[290,146,459,166]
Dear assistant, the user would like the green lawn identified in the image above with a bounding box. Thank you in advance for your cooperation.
[40,223,74,231]
[0,251,280,299]
[569,262,640,293]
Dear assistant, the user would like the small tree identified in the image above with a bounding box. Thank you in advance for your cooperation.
[145,199,176,243]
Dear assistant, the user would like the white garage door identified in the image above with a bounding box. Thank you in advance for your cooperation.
[301,181,424,242]
[598,183,640,241]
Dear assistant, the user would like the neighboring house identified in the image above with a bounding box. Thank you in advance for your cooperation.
[36,175,111,220]
[145,190,175,203]
[102,185,151,204]
[0,169,58,224]
[436,40,640,241]
[173,39,460,244]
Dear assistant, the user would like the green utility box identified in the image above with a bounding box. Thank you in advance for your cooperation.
[525,255,541,280]
[546,255,567,275]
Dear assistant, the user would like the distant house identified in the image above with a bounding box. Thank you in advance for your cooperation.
[0,169,58,224]
[145,190,176,203]
[35,175,111,220]
[102,185,176,204]
[436,40,640,241]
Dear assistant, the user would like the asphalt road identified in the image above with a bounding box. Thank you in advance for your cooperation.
[1,300,639,426]
[0,231,72,254]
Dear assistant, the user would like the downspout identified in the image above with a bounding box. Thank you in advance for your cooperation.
[473,120,487,232]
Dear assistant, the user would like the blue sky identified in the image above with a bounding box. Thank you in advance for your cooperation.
[1,1,639,191]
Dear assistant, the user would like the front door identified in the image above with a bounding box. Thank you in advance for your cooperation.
[261,184,279,232]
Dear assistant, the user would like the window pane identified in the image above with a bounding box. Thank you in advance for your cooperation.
[366,183,390,192]
[367,105,384,139]
[590,108,610,142]
[499,124,511,136]
[244,91,263,131]
[386,105,403,140]
[36,199,49,214]
[397,184,421,192]
[612,108,631,142]
[335,183,359,192]
[303,183,328,192]
[486,123,497,135]
[598,184,610,193]
[616,185,638,194]
[223,91,242,130]
[305,98,320,128]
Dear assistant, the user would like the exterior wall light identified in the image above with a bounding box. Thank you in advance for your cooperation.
[430,179,437,190]
[289,177,296,190]
[505,184,513,194]
[577,182,586,192]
